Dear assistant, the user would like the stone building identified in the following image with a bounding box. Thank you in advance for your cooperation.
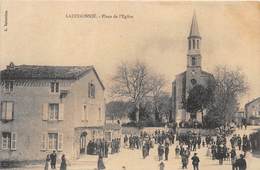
[245,97,260,125]
[0,63,106,164]
[172,14,214,124]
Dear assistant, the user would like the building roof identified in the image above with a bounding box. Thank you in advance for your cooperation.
[245,97,260,108]
[0,63,105,89]
[104,123,121,130]
[189,13,200,38]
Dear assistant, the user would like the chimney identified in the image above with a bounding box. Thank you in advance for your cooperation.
[7,62,15,70]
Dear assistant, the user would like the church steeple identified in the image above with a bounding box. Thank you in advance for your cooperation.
[187,12,201,68]
[189,13,200,37]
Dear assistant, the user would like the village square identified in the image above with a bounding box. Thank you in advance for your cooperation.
[0,1,260,170]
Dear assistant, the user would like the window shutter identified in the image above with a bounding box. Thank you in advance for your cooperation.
[41,133,47,150]
[85,105,88,121]
[42,103,48,120]
[0,102,3,120]
[58,133,63,151]
[58,103,64,120]
[11,132,17,150]
[92,85,95,98]
[1,135,5,149]
[81,105,85,121]
[2,102,7,119]
[6,102,13,120]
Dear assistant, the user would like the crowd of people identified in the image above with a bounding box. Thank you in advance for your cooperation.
[43,123,259,170]
[87,138,121,156]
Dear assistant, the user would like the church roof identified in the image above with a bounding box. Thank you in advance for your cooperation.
[201,70,214,78]
[189,13,200,37]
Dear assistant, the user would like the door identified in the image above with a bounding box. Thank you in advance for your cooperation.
[80,132,87,154]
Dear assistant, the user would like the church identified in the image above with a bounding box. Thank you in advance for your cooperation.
[172,13,214,125]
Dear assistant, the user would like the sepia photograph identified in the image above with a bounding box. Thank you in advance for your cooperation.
[0,1,260,170]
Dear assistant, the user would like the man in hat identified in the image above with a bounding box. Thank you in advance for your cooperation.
[50,150,57,169]
[191,153,200,170]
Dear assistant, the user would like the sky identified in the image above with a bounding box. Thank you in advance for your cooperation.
[0,1,259,107]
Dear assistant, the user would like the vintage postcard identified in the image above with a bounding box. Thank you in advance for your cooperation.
[0,1,259,170]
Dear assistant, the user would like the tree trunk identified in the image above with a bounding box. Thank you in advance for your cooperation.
[201,108,204,128]
[136,102,140,122]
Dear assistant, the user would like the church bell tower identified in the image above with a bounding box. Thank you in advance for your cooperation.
[187,13,201,69]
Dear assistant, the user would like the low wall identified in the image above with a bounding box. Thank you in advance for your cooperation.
[122,127,217,136]
[177,128,217,136]
[122,127,140,135]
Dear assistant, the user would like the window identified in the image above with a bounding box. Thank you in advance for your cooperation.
[104,131,112,142]
[42,103,63,121]
[41,132,62,151]
[1,101,14,121]
[191,57,196,66]
[49,104,59,120]
[197,40,199,49]
[1,132,16,150]
[2,132,11,150]
[4,81,13,92]
[50,82,59,93]
[193,39,195,49]
[188,40,191,50]
[48,133,58,150]
[88,82,95,98]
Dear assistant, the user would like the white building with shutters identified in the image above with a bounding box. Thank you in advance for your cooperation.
[0,63,106,165]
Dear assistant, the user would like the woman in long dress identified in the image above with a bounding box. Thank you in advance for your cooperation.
[60,154,67,170]
[97,155,106,170]
[44,154,50,170]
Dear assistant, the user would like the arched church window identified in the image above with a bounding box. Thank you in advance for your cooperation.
[197,40,199,49]
[192,57,196,66]
[193,39,195,49]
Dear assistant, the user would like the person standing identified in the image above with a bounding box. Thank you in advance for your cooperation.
[181,151,188,169]
[50,150,57,169]
[44,154,50,170]
[97,155,106,170]
[124,135,128,147]
[60,154,67,170]
[197,135,201,149]
[236,154,247,170]
[231,154,238,170]
[142,142,147,159]
[158,144,164,161]
[159,161,165,170]
[237,135,242,151]
[175,145,180,158]
[191,153,200,170]
[165,143,169,161]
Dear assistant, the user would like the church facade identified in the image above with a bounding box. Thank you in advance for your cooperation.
[172,14,214,124]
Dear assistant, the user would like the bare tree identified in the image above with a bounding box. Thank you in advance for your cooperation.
[205,65,249,127]
[111,61,155,122]
[150,74,167,121]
